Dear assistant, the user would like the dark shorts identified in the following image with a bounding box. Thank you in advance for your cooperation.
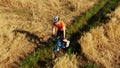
[57,30,63,38]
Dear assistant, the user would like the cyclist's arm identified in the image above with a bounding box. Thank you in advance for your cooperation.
[61,21,66,38]
[52,25,56,35]
[63,26,66,38]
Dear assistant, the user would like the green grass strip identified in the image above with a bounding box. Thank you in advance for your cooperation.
[67,0,108,37]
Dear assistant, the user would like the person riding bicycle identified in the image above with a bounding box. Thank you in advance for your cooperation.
[52,16,66,39]
[52,16,70,52]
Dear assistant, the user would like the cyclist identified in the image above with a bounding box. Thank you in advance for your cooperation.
[52,16,66,39]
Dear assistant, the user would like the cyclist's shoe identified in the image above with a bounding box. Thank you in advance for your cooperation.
[66,41,70,47]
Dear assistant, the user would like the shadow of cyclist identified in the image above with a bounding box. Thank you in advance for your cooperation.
[13,29,46,48]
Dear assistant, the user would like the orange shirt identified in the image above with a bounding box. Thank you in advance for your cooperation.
[53,21,65,31]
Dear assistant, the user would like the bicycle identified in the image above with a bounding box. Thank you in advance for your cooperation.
[53,38,70,58]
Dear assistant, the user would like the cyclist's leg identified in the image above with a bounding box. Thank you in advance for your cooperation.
[57,30,64,38]
[60,31,64,38]
[57,30,61,39]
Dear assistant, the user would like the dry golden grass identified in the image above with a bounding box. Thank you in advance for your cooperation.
[0,0,99,40]
[80,6,120,68]
[0,0,99,67]
[0,17,37,68]
[53,54,78,68]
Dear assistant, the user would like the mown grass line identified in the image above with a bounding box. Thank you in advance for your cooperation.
[21,41,54,68]
[68,0,120,67]
[67,0,108,37]
[68,0,120,53]
[66,0,109,54]
[20,0,110,68]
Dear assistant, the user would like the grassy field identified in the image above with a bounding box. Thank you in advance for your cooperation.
[0,0,99,68]
[54,0,120,68]
[53,54,78,68]
[0,0,119,68]
[21,0,111,68]
[80,6,120,68]
[54,4,120,68]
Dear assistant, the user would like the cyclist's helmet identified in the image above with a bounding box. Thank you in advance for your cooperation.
[54,16,60,23]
